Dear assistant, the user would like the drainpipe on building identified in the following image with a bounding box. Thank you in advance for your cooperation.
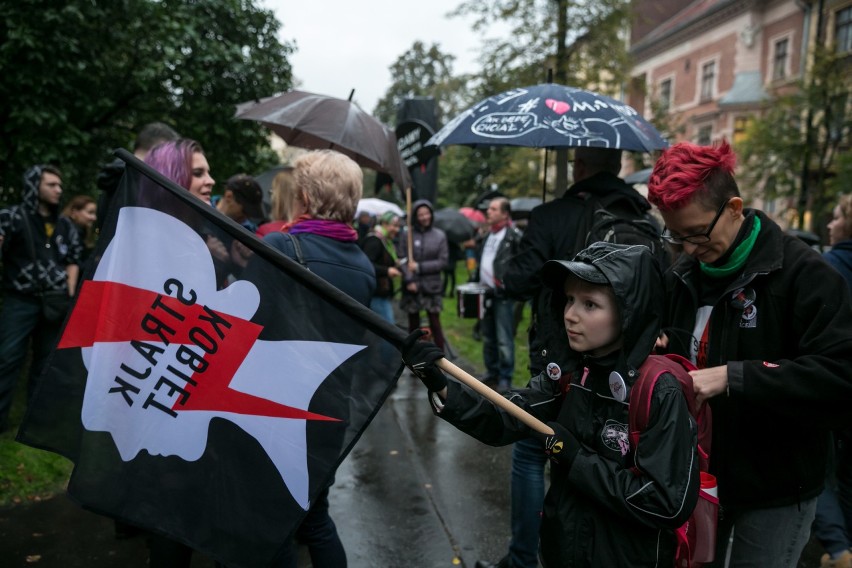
[798,0,825,229]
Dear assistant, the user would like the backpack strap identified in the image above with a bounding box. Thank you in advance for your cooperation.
[284,233,309,270]
[630,354,711,473]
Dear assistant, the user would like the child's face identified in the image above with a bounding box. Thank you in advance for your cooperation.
[562,276,622,357]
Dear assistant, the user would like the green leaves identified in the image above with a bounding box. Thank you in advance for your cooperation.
[0,0,294,205]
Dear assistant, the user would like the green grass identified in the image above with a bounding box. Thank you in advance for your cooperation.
[440,264,532,388]
[0,382,72,508]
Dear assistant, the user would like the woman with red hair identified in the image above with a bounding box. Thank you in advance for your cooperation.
[648,141,852,567]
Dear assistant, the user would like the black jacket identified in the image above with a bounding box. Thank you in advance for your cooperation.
[473,224,523,293]
[824,239,852,289]
[503,172,651,373]
[0,165,82,295]
[361,230,398,298]
[662,210,852,510]
[435,244,698,567]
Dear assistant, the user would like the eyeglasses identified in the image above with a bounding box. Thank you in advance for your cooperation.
[662,199,730,245]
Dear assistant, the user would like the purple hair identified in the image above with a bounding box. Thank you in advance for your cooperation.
[144,139,204,190]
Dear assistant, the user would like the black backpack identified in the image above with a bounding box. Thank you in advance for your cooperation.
[572,192,672,270]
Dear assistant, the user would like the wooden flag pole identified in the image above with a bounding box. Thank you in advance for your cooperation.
[435,358,555,435]
[405,186,414,264]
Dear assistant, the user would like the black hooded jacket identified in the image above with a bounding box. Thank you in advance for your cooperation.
[0,165,82,295]
[503,172,652,374]
[662,211,852,510]
[434,244,699,567]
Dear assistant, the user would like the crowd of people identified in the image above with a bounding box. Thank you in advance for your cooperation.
[2,124,852,568]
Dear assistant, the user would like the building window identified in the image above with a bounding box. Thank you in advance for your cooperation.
[773,38,789,80]
[837,7,852,53]
[700,61,716,101]
[659,78,672,110]
[734,116,751,145]
[697,125,713,146]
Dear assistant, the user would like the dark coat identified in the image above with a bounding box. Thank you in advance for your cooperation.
[0,165,82,295]
[824,239,852,290]
[663,210,852,510]
[503,172,651,373]
[264,232,375,305]
[435,244,698,567]
[361,230,398,298]
[473,224,523,294]
[401,200,449,297]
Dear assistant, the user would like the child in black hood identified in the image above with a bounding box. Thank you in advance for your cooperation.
[403,242,699,567]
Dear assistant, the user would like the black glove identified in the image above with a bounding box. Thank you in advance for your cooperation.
[533,421,577,466]
[401,330,448,392]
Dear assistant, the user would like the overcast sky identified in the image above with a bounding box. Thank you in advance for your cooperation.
[261,0,486,113]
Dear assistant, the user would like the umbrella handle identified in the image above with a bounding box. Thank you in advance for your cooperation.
[406,186,414,263]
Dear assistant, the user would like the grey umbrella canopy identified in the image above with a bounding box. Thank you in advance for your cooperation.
[236,90,412,191]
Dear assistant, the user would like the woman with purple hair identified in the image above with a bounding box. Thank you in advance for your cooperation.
[143,138,229,277]
[144,138,215,203]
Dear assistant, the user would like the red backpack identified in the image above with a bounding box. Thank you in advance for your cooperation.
[629,354,717,568]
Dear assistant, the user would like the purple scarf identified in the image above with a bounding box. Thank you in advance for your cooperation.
[288,218,358,242]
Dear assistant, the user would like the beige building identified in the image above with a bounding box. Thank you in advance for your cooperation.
[628,0,851,225]
[629,0,808,147]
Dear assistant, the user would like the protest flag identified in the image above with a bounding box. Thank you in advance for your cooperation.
[17,150,408,567]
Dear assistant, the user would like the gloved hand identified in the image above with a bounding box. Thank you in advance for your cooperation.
[401,329,448,392]
[533,421,577,465]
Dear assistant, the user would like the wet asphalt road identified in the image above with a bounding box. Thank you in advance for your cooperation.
[0,364,827,567]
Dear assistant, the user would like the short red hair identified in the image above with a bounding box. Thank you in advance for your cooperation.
[647,141,738,211]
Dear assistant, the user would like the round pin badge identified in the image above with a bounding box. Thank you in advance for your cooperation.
[546,362,562,381]
[609,371,627,402]
[730,287,756,310]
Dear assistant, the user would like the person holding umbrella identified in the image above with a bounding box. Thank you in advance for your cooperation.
[400,200,449,351]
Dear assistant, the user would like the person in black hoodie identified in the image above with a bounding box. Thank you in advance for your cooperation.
[648,141,852,568]
[0,165,82,431]
[403,242,699,567]
[493,147,655,568]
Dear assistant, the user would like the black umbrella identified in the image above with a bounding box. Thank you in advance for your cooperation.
[427,82,668,200]
[472,189,505,211]
[253,165,292,210]
[510,197,543,221]
[432,208,476,244]
[235,90,412,191]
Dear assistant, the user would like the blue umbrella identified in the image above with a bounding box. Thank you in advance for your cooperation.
[427,83,667,152]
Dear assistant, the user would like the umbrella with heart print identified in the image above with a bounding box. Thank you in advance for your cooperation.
[426,83,668,152]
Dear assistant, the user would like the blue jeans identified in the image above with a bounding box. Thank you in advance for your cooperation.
[709,498,817,568]
[814,430,852,556]
[509,437,546,568]
[369,296,395,325]
[482,295,515,388]
[0,292,62,430]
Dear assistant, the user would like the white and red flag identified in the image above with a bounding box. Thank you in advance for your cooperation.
[17,150,405,567]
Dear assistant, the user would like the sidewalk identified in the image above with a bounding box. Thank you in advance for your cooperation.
[0,349,827,568]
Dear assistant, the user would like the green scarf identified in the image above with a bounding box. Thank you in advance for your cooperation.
[700,215,761,278]
[375,226,398,263]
